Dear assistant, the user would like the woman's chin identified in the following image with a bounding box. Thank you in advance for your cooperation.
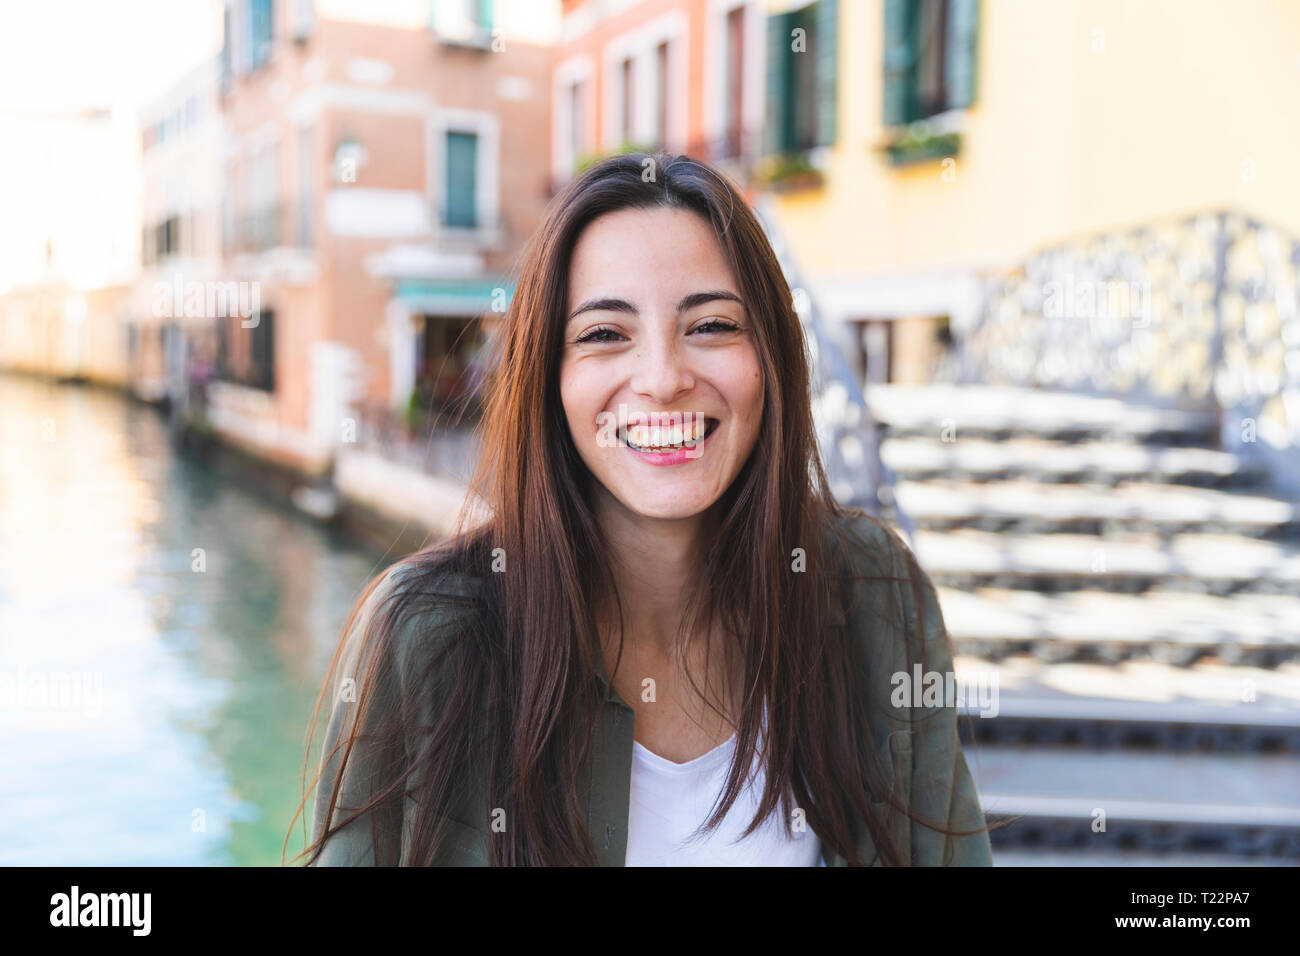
[612,487,715,522]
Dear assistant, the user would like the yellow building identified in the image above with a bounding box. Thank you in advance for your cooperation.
[766,0,1300,390]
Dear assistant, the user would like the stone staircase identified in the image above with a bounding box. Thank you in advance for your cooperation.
[866,382,1300,863]
[866,383,1300,669]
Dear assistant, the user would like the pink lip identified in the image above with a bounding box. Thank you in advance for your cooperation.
[626,423,717,467]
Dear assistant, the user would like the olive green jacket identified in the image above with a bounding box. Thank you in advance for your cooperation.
[309,513,993,866]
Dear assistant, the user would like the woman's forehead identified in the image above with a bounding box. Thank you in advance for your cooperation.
[567,207,736,307]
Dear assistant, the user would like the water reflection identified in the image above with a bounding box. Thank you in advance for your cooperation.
[0,374,385,865]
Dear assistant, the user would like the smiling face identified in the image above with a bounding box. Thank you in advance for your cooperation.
[559,205,765,522]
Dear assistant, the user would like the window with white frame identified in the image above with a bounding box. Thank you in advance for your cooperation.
[443,130,478,228]
[570,80,586,161]
[654,40,669,149]
[552,57,593,182]
[722,5,746,157]
[434,110,498,234]
[602,13,686,155]
[431,0,493,45]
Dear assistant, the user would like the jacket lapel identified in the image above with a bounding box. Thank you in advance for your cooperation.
[586,653,635,865]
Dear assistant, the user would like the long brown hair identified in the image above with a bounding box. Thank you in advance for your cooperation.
[288,151,981,866]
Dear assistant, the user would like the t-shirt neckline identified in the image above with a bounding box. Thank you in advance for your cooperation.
[632,731,738,775]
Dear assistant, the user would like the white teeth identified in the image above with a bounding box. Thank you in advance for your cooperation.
[626,418,709,449]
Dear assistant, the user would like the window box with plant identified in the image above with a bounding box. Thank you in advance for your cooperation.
[877,0,978,167]
[761,0,838,192]
[753,151,825,193]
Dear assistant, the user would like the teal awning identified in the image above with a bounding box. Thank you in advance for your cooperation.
[393,277,515,317]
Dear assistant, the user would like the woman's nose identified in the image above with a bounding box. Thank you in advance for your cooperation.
[629,336,695,404]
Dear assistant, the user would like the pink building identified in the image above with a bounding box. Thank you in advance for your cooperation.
[550,0,768,191]
[215,0,556,476]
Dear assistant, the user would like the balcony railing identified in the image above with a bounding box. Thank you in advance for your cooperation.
[222,200,315,254]
[430,202,507,248]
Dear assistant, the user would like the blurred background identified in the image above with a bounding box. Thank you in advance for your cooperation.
[1,0,1298,866]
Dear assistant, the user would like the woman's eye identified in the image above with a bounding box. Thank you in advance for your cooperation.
[691,319,740,335]
[576,327,624,344]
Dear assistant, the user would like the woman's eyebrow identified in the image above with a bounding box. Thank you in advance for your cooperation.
[566,289,743,323]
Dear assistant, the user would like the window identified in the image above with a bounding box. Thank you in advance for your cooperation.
[765,0,837,155]
[722,5,746,158]
[297,125,315,246]
[221,6,232,87]
[154,215,181,260]
[567,78,586,167]
[444,130,478,228]
[654,41,670,149]
[290,0,314,42]
[215,315,230,379]
[858,320,894,386]
[247,0,273,71]
[620,57,634,145]
[248,309,275,391]
[248,142,280,249]
[431,0,493,45]
[415,315,484,415]
[214,309,274,391]
[883,0,978,125]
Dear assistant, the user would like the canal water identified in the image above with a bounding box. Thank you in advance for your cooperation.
[0,374,389,865]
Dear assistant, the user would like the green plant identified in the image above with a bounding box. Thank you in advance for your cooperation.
[753,152,825,191]
[405,388,424,432]
[883,125,961,167]
[573,141,659,176]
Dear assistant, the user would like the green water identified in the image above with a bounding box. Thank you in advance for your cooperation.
[0,374,390,865]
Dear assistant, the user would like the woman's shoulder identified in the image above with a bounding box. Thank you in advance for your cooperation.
[825,508,950,661]
[343,541,490,688]
[826,507,912,582]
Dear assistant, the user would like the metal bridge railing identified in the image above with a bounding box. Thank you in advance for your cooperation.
[753,195,915,542]
[951,209,1300,490]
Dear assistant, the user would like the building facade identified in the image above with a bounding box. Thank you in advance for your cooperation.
[552,0,1300,416]
[215,0,557,475]
[131,56,226,407]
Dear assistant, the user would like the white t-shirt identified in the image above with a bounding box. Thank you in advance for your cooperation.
[625,725,826,866]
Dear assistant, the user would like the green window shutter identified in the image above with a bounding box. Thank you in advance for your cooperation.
[249,0,273,67]
[945,0,978,110]
[765,11,792,154]
[814,0,838,146]
[477,0,492,32]
[445,131,478,228]
[882,0,915,126]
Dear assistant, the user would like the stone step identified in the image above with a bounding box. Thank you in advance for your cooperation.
[880,435,1260,487]
[937,586,1300,665]
[895,478,1297,534]
[866,383,1219,443]
[991,848,1299,865]
[952,652,1300,710]
[950,653,1300,743]
[910,528,1300,594]
[972,747,1300,857]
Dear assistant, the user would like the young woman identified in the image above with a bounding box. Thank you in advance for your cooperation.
[289,152,993,867]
